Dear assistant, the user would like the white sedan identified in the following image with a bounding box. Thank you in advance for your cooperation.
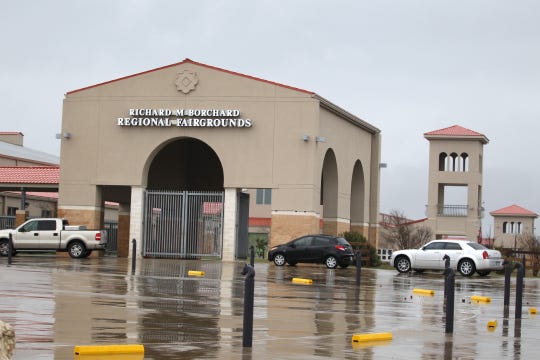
[390,239,504,276]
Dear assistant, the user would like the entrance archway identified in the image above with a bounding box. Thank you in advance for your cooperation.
[143,138,225,258]
[147,137,223,191]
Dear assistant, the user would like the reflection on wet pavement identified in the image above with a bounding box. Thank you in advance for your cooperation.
[1,256,539,359]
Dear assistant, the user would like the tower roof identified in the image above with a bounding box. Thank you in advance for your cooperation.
[490,205,538,218]
[424,125,489,144]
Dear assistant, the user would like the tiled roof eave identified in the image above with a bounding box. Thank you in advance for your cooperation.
[490,212,538,218]
[424,134,489,144]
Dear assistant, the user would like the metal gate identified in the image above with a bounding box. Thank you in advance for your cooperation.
[143,190,224,258]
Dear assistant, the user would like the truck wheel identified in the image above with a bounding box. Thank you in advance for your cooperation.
[82,250,93,258]
[68,241,86,259]
[0,240,10,256]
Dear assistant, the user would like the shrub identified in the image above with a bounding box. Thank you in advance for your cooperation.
[341,231,381,267]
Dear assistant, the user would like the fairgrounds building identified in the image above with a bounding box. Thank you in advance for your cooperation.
[57,59,382,261]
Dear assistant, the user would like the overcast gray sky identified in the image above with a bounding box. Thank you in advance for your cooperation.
[2,1,539,234]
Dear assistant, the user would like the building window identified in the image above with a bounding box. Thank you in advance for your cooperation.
[377,248,393,262]
[438,152,469,172]
[256,189,272,205]
[41,210,52,218]
[503,221,522,234]
[7,207,17,216]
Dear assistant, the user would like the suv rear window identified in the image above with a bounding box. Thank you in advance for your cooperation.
[313,237,330,246]
[335,237,349,245]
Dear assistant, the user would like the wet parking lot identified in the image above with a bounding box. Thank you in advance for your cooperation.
[1,256,539,359]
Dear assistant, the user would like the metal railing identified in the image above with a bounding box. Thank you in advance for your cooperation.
[435,204,485,217]
[0,216,15,230]
[104,221,118,252]
[437,205,468,217]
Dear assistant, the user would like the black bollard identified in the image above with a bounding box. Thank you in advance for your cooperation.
[356,250,362,287]
[250,245,255,267]
[443,255,450,310]
[515,262,524,319]
[242,264,255,347]
[131,239,137,275]
[444,266,455,334]
[503,260,512,318]
[8,233,13,265]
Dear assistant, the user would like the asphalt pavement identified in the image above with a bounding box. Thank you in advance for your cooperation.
[1,255,539,359]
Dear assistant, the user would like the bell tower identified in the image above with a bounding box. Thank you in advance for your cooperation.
[424,125,489,240]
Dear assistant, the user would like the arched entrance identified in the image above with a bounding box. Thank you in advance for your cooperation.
[143,138,225,258]
[147,138,223,191]
[321,149,339,235]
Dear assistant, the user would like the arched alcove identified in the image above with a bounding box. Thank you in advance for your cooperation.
[147,137,224,191]
[321,149,338,234]
[350,160,365,233]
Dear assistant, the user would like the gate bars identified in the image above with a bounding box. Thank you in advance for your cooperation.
[143,190,224,258]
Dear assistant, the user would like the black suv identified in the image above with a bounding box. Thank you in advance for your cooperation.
[268,235,354,269]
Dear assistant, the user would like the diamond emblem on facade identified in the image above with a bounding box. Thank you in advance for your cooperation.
[175,70,199,94]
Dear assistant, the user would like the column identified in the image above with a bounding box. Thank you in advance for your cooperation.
[129,186,145,259]
[117,203,131,258]
[222,188,237,262]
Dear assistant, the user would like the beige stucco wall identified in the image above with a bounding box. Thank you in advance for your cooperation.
[425,137,485,239]
[59,62,321,207]
[0,133,23,146]
[318,108,374,221]
[493,215,536,248]
[0,193,57,218]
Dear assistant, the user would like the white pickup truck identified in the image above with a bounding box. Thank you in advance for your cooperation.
[0,218,108,258]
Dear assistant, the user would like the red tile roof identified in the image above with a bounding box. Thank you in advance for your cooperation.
[0,166,59,184]
[424,125,489,144]
[4,191,58,199]
[67,58,314,96]
[490,205,538,217]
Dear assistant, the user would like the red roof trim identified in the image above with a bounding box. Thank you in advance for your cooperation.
[249,217,272,227]
[3,191,58,199]
[0,132,23,136]
[380,217,428,228]
[67,58,315,95]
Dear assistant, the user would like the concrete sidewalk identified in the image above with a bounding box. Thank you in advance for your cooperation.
[1,256,539,359]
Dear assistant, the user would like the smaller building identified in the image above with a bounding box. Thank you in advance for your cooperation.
[490,205,538,249]
[0,132,59,166]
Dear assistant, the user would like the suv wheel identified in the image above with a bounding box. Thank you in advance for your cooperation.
[325,256,338,269]
[273,253,286,266]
